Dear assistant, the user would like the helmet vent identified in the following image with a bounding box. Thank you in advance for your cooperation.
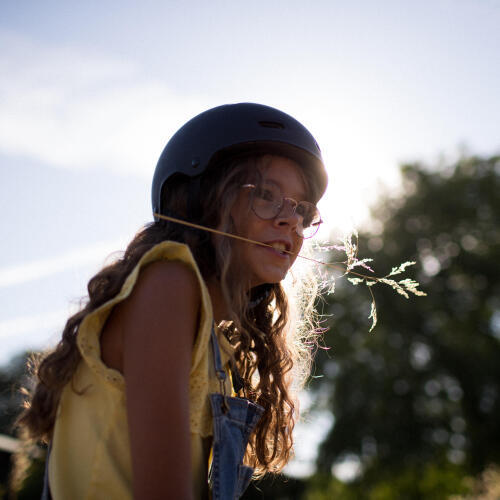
[258,120,285,130]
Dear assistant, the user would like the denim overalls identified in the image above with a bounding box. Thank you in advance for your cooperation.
[208,326,264,499]
[41,326,263,499]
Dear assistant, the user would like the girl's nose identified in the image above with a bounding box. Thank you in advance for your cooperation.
[274,199,302,232]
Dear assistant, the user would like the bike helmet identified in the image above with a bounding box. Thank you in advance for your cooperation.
[152,102,327,220]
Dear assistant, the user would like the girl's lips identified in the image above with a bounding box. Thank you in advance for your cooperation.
[262,239,292,252]
[262,245,289,259]
[257,240,292,259]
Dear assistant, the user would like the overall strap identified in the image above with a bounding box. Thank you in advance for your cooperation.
[210,325,227,395]
[211,325,246,396]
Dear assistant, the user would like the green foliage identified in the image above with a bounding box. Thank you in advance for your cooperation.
[310,155,500,497]
[305,473,360,500]
[0,352,44,499]
[0,353,31,437]
[0,353,32,494]
[306,461,471,500]
[13,456,45,500]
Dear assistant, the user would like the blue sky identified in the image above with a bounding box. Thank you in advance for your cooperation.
[1,0,500,476]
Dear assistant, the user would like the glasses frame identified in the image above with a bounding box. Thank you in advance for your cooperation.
[241,183,323,239]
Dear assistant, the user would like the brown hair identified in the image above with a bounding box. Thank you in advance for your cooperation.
[16,155,323,476]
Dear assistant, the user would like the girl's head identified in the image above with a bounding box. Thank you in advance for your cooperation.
[152,102,328,288]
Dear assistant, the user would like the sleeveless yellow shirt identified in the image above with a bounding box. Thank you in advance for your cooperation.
[49,241,234,499]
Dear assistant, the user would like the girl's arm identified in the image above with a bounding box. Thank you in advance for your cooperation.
[110,260,200,500]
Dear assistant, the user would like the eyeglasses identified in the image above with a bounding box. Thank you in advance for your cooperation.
[242,182,322,239]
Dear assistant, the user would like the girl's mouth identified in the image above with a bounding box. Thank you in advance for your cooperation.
[269,242,288,256]
[261,240,291,258]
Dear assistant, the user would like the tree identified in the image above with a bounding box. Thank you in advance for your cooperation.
[0,353,45,499]
[1,353,30,490]
[310,155,500,498]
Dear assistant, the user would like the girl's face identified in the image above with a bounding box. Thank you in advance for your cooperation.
[230,156,309,288]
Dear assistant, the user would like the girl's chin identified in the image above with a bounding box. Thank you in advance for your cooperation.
[249,269,288,287]
[239,247,292,287]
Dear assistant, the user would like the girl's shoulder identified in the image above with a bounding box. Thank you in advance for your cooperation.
[125,254,202,316]
[100,255,202,373]
[78,240,214,382]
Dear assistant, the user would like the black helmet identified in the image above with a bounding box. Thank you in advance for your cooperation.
[152,102,327,220]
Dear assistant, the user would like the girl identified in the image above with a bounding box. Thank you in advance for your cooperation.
[17,103,328,499]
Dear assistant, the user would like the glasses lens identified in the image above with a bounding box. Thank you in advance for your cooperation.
[248,182,322,238]
[251,182,282,219]
[296,202,322,238]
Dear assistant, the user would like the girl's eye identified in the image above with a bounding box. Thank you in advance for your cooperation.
[301,215,313,228]
[296,204,307,217]
[296,204,318,228]
[256,187,278,203]
[296,204,312,221]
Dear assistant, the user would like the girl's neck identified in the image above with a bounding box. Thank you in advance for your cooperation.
[207,280,230,324]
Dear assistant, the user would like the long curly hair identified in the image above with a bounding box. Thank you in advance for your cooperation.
[16,154,323,476]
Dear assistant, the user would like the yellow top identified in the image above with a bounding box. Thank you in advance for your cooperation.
[49,241,234,499]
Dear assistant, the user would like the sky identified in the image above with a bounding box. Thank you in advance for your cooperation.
[1,0,499,477]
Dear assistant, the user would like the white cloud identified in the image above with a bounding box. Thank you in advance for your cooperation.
[0,30,210,175]
[0,238,125,288]
[0,308,67,340]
